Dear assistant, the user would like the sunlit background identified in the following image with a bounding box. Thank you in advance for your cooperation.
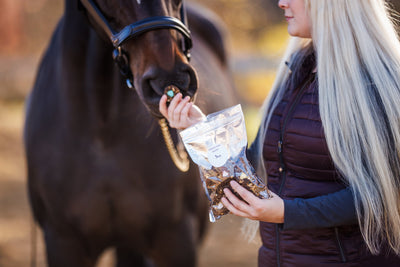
[1,0,399,266]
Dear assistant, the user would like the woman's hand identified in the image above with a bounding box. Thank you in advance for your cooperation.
[221,181,284,223]
[159,93,206,130]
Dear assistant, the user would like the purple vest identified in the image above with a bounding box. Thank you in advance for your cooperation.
[258,73,399,266]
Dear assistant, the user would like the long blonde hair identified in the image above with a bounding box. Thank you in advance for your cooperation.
[255,0,400,254]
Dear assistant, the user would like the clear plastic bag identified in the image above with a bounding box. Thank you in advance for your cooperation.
[180,104,270,222]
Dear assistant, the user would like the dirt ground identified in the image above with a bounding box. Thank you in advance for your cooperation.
[0,99,260,267]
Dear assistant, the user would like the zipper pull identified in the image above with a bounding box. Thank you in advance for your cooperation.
[277,140,283,153]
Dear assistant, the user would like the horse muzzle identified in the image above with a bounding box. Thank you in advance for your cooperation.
[137,63,198,117]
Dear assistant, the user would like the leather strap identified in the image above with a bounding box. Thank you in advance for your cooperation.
[79,0,192,53]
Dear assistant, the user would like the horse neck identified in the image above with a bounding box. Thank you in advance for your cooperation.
[59,0,136,124]
[62,0,115,74]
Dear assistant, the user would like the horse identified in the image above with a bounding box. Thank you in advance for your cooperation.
[24,0,237,266]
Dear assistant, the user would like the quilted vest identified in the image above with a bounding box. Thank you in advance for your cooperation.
[258,72,400,266]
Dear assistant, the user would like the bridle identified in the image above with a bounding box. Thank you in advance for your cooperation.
[79,0,193,89]
[79,0,191,172]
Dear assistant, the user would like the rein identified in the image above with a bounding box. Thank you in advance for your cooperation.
[159,119,190,172]
[79,0,191,172]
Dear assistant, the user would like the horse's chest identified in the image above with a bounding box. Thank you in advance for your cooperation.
[54,138,181,230]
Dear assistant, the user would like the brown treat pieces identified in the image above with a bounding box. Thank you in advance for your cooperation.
[203,167,221,178]
[206,177,220,196]
[209,175,269,217]
[238,174,267,197]
[214,177,246,204]
[202,164,270,219]
[212,205,229,217]
[164,85,181,102]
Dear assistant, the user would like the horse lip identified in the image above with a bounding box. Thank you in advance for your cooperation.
[146,102,165,119]
[149,109,165,119]
[145,98,163,107]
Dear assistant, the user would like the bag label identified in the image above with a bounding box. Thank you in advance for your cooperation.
[207,144,229,167]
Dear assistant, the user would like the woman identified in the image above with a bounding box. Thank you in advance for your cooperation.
[159,0,400,265]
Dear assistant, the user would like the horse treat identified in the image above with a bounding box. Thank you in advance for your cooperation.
[164,85,181,102]
[180,104,271,222]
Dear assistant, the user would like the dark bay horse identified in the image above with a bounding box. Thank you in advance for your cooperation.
[24,0,237,266]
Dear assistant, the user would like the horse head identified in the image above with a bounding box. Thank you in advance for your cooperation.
[80,0,198,118]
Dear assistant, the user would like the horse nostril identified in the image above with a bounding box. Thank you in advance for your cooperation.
[141,64,198,103]
[181,64,198,97]
[147,73,191,96]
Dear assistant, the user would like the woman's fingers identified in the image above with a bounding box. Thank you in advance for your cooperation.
[159,92,204,129]
[167,93,182,120]
[181,102,192,122]
[223,187,251,213]
[159,95,168,118]
[221,196,249,217]
[172,96,190,123]
[229,181,259,205]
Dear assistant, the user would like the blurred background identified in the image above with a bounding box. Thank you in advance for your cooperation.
[0,0,399,266]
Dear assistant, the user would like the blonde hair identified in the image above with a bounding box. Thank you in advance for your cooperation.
[254,0,400,254]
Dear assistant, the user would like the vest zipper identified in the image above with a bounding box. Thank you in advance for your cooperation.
[334,227,347,262]
[275,225,281,267]
[277,74,314,183]
[275,74,314,267]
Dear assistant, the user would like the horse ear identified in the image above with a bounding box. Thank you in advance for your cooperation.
[186,2,228,66]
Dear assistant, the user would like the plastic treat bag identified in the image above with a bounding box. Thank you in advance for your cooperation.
[180,104,271,222]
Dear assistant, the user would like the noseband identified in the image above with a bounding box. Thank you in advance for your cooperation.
[79,0,193,89]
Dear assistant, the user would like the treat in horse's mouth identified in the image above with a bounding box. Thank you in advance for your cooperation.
[164,85,181,102]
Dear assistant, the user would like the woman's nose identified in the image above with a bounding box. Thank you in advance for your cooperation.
[278,0,289,9]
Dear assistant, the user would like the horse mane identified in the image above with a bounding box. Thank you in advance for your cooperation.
[186,2,229,66]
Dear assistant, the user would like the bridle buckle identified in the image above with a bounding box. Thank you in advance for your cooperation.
[112,46,133,88]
